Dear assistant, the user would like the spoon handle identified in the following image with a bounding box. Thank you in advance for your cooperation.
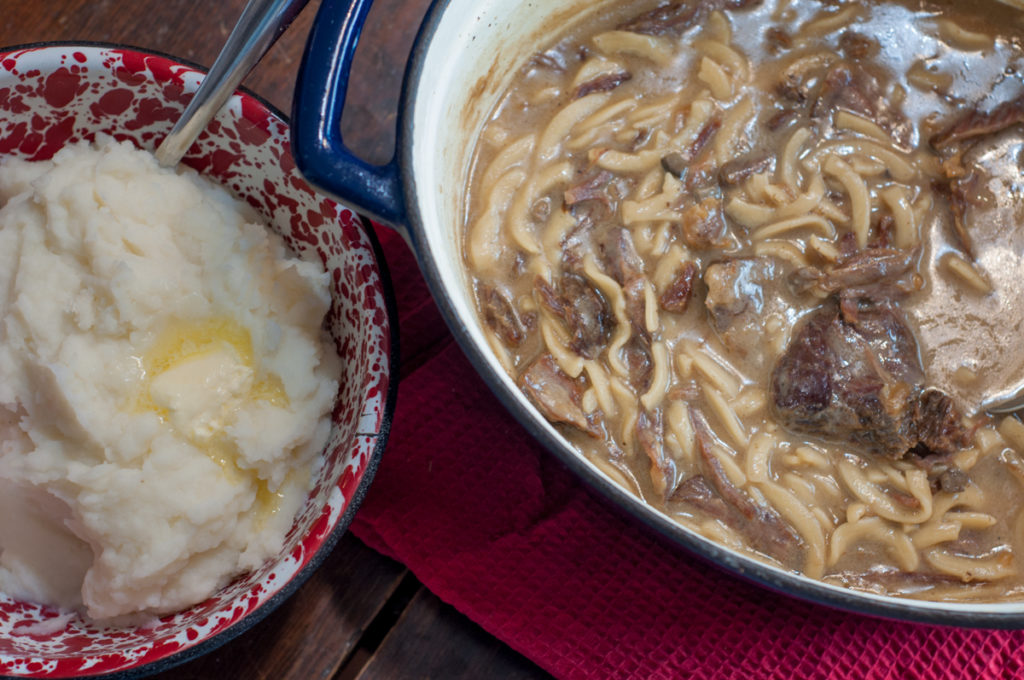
[154,0,311,167]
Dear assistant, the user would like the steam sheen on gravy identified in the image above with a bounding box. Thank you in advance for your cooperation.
[463,0,1024,600]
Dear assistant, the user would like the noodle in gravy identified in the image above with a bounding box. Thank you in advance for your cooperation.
[463,0,1024,600]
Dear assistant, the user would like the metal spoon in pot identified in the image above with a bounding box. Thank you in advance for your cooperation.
[984,391,1024,415]
[153,0,309,167]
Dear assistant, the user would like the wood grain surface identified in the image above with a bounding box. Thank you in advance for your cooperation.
[0,1,551,677]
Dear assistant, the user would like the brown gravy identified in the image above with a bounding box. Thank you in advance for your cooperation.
[463,0,1024,601]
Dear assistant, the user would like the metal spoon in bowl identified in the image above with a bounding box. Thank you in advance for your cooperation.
[154,0,310,167]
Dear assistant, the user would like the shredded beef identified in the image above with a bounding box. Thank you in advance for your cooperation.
[932,177,976,258]
[600,227,648,334]
[574,71,632,99]
[478,284,528,347]
[929,94,1024,261]
[519,354,601,437]
[930,93,1024,150]
[766,108,800,131]
[822,247,919,291]
[681,408,802,562]
[619,0,762,35]
[811,62,882,121]
[718,153,773,186]
[617,2,703,35]
[787,247,921,299]
[775,58,909,144]
[564,170,614,208]
[534,273,613,359]
[636,407,677,497]
[688,117,722,160]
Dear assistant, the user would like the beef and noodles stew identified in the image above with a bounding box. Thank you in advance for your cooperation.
[463,0,1024,600]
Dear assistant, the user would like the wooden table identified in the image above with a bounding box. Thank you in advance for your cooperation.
[0,1,551,677]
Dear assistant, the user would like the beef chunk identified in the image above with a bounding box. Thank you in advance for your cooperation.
[680,194,727,250]
[519,354,601,437]
[770,297,969,460]
[812,62,882,121]
[659,261,698,314]
[564,170,614,209]
[706,259,771,336]
[704,257,785,364]
[913,389,973,458]
[937,467,969,494]
[535,273,614,359]
[478,284,528,347]
[600,227,648,334]
[622,335,654,392]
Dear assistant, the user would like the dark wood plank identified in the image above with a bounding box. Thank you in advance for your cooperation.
[339,0,434,164]
[152,533,408,680]
[0,0,429,164]
[0,0,321,116]
[356,588,553,680]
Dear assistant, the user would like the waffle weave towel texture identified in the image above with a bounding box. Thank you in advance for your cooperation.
[351,225,1024,679]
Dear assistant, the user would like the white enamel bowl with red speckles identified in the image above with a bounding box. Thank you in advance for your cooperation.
[0,44,395,678]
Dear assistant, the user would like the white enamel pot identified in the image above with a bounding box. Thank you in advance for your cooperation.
[290,0,1024,627]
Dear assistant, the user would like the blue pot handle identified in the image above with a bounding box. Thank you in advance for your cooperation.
[291,0,407,228]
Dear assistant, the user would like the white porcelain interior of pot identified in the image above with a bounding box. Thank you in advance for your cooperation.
[407,0,608,420]
[405,0,1024,617]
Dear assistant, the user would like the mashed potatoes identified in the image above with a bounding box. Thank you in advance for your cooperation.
[0,138,340,621]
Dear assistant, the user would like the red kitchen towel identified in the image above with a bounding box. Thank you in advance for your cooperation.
[351,225,1024,679]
